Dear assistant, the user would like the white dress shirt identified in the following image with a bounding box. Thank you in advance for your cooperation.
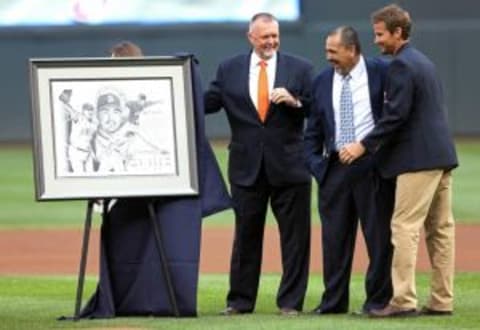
[332,55,374,150]
[249,51,277,110]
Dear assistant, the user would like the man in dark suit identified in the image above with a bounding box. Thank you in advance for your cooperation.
[205,12,313,316]
[341,4,458,317]
[304,26,394,315]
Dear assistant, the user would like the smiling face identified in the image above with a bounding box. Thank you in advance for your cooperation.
[325,33,356,76]
[371,4,411,55]
[373,21,403,55]
[248,18,280,60]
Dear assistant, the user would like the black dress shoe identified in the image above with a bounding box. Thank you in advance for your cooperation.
[369,304,419,318]
[279,308,300,316]
[350,309,368,316]
[220,306,241,316]
[419,306,453,316]
[311,307,347,315]
[310,307,323,315]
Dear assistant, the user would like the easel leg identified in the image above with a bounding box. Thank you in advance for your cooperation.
[73,199,94,320]
[148,201,180,317]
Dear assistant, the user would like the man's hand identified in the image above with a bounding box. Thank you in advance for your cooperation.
[270,87,300,107]
[339,142,366,164]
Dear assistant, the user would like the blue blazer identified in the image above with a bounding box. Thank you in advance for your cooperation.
[362,44,458,178]
[304,57,388,184]
[205,51,314,186]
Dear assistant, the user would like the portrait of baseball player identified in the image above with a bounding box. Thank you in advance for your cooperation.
[52,79,177,177]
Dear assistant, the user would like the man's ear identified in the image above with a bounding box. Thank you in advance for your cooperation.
[394,26,403,39]
[247,31,254,44]
[347,45,356,56]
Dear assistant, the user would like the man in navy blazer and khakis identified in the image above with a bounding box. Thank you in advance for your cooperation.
[305,26,394,315]
[341,5,458,317]
[205,13,313,316]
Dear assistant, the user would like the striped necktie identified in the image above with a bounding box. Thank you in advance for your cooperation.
[337,74,355,149]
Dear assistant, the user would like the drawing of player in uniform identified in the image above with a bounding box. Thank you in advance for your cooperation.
[126,93,162,125]
[94,87,131,172]
[93,86,171,174]
[58,89,98,173]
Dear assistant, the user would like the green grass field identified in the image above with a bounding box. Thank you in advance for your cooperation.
[1,273,480,330]
[0,140,479,328]
[0,139,478,228]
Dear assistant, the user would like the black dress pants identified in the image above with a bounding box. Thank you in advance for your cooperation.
[316,154,394,313]
[226,169,311,312]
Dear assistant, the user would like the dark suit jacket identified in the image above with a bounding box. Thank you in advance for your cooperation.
[305,57,388,185]
[362,44,458,178]
[205,51,314,186]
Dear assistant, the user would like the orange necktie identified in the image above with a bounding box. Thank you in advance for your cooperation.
[257,60,269,122]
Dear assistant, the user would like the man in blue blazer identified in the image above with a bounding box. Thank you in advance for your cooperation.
[305,26,394,315]
[205,13,313,316]
[341,5,458,317]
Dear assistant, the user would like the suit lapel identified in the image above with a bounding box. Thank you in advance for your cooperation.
[273,53,288,88]
[324,69,336,137]
[366,59,377,119]
[365,59,382,122]
[241,54,257,113]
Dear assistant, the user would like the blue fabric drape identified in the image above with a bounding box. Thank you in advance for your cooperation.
[79,55,231,318]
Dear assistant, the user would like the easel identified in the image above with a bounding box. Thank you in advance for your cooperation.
[70,198,180,320]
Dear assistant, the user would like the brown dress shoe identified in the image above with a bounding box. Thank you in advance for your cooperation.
[369,304,418,318]
[279,307,300,316]
[419,306,453,316]
[220,306,241,316]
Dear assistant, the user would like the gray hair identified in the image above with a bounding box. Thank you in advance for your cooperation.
[249,12,278,32]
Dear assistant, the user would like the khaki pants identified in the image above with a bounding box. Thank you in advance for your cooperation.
[390,170,455,311]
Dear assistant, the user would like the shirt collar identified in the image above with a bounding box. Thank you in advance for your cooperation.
[334,55,366,82]
[349,55,366,81]
[250,51,277,69]
[394,42,410,55]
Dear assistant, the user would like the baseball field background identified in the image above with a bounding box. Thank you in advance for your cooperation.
[0,140,479,329]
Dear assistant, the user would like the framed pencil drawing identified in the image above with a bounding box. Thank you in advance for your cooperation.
[30,56,198,200]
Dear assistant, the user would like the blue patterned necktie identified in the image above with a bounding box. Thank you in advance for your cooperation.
[338,74,355,149]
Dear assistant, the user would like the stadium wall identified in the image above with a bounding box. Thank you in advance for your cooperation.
[0,0,478,141]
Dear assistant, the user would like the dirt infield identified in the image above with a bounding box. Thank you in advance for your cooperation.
[0,225,478,275]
